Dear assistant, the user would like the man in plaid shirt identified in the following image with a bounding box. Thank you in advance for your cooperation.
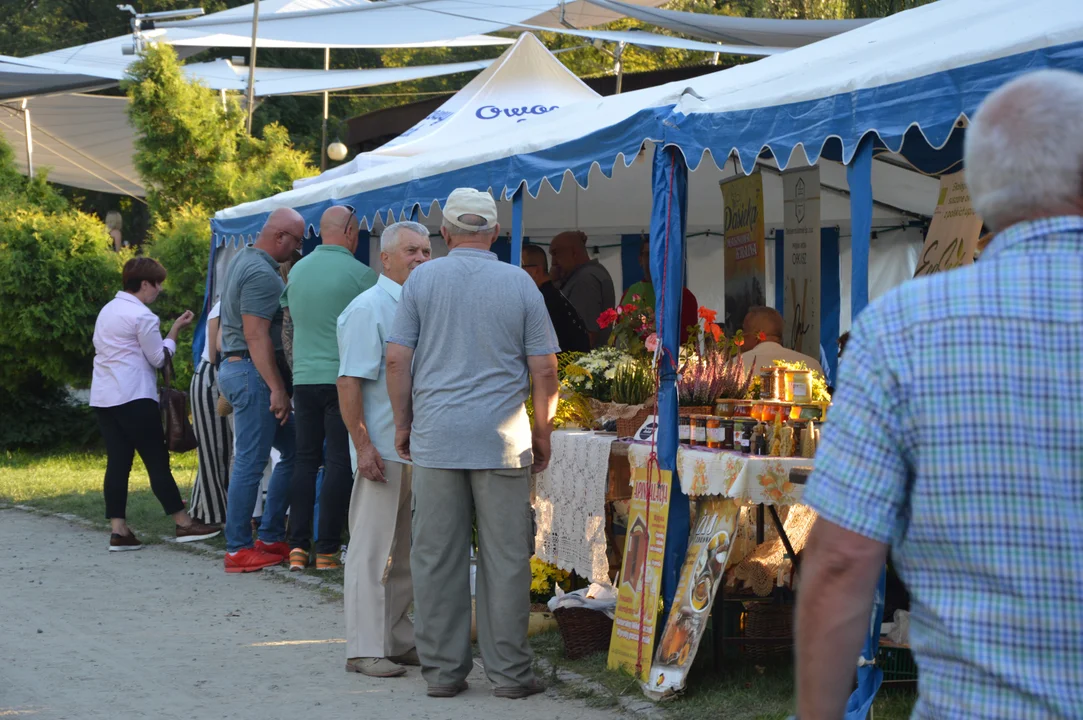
[796,70,1083,719]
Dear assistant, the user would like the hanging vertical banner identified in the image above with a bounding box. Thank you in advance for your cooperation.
[608,463,672,682]
[914,170,984,278]
[644,496,741,698]
[782,167,822,359]
[721,173,767,334]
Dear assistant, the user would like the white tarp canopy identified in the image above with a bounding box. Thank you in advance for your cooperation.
[0,94,143,197]
[584,0,874,47]
[159,0,669,48]
[295,32,601,188]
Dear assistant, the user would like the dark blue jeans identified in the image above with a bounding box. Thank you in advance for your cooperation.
[218,358,295,552]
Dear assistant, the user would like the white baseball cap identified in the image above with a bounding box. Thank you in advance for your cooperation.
[442,188,498,232]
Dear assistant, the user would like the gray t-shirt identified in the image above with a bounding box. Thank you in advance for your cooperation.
[220,246,285,353]
[388,248,560,470]
[559,259,616,345]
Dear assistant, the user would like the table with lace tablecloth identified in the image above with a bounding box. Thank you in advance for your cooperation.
[628,442,816,596]
[532,430,617,584]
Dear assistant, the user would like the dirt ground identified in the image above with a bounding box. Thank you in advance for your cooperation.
[0,508,618,720]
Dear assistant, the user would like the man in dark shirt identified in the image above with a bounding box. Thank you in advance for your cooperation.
[521,244,590,353]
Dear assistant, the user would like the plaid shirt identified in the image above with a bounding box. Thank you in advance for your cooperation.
[806,216,1083,719]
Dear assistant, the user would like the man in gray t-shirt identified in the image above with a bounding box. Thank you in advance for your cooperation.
[549,230,616,347]
[387,188,559,699]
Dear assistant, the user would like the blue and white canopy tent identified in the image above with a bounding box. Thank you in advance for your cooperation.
[208,0,1083,704]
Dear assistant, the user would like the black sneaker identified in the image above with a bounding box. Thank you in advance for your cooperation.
[109,531,143,552]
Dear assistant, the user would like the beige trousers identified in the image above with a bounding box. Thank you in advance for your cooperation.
[410,465,536,689]
[344,460,414,660]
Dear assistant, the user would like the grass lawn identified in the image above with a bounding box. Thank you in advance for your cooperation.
[532,619,918,719]
[0,450,345,585]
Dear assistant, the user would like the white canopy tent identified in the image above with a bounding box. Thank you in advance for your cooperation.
[213,0,1083,337]
[295,33,601,187]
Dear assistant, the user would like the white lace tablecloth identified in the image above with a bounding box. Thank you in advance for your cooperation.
[533,430,615,584]
[626,443,810,505]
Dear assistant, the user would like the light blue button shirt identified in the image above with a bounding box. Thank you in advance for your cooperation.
[337,274,404,469]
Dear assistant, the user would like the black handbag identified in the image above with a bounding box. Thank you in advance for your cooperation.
[160,350,198,453]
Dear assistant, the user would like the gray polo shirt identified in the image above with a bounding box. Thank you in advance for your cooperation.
[388,248,560,469]
[559,259,615,345]
[220,246,285,353]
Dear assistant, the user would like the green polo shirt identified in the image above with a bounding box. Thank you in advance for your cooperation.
[281,244,377,385]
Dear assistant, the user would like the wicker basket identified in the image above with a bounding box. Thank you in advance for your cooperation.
[615,407,652,438]
[678,405,713,417]
[554,607,614,660]
[743,601,793,663]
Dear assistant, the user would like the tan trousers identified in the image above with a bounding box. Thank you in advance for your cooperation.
[344,460,414,660]
[410,465,536,689]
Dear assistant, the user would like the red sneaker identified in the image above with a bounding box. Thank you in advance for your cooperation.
[225,548,283,574]
[255,540,290,561]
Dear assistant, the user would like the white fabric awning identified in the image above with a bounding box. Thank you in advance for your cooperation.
[0,94,143,197]
[583,0,874,47]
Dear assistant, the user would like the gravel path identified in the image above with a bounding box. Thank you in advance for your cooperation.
[0,508,617,720]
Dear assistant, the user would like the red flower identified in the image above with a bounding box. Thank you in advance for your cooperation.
[597,308,619,328]
[698,307,718,323]
[708,323,722,342]
[622,303,638,315]
[735,336,745,348]
[757,331,767,342]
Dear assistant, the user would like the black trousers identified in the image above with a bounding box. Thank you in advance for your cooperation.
[287,384,353,553]
[95,399,185,520]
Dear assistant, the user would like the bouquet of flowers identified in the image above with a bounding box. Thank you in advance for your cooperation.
[677,307,756,404]
[597,294,655,357]
[560,346,632,403]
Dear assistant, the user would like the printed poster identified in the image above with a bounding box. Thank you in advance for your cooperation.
[782,167,822,360]
[721,173,767,334]
[644,497,741,699]
[607,464,672,681]
[914,170,984,278]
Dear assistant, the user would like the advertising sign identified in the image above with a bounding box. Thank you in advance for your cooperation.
[782,167,822,359]
[914,170,984,278]
[608,464,672,681]
[721,173,767,334]
[644,496,741,698]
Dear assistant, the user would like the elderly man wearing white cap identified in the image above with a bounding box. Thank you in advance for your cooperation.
[386,188,560,699]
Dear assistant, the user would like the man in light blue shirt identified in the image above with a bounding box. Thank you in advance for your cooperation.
[336,221,431,679]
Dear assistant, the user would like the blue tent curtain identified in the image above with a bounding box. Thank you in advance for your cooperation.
[650,145,691,611]
[820,227,841,387]
[621,234,645,292]
[847,136,874,319]
[845,568,888,719]
[510,187,524,267]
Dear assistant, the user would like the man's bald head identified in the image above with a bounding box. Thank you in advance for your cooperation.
[549,230,590,283]
[320,205,359,252]
[742,306,784,349]
[965,69,1083,232]
[256,207,305,262]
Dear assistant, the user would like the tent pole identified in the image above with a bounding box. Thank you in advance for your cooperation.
[321,47,330,171]
[245,0,260,135]
[614,41,626,94]
[847,136,874,319]
[20,99,32,177]
[220,89,227,112]
[511,187,524,267]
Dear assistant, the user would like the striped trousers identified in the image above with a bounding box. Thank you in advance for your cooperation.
[188,360,232,524]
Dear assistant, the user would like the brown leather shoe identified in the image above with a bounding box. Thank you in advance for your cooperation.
[427,680,469,698]
[175,520,221,543]
[109,531,143,552]
[493,679,545,699]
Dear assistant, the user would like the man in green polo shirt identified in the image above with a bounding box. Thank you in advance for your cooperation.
[282,205,377,570]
